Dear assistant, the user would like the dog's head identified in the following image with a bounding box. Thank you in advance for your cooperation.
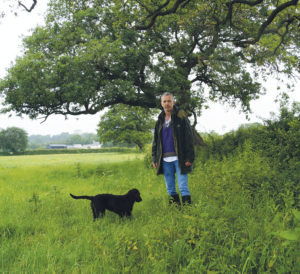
[128,188,142,202]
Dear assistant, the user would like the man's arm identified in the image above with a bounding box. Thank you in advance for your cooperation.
[152,121,159,168]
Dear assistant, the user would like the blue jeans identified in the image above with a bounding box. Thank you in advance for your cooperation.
[162,160,190,196]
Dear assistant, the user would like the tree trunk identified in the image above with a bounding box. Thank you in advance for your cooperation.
[192,127,206,146]
[136,141,143,150]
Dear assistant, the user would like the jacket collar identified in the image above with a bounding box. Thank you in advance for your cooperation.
[158,105,179,121]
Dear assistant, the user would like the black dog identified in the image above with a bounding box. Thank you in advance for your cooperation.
[70,188,142,220]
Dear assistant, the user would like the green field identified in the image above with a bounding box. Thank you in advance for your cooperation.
[0,152,298,273]
[0,152,143,168]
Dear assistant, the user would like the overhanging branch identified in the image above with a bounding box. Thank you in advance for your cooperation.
[134,0,192,30]
[18,0,37,12]
[229,0,299,47]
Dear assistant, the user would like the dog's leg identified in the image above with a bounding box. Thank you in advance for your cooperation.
[98,209,105,218]
[92,203,106,221]
[93,210,104,221]
[91,202,99,221]
[120,211,132,218]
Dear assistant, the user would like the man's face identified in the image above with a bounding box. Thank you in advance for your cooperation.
[161,95,174,114]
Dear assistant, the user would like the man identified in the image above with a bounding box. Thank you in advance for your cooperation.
[152,92,195,206]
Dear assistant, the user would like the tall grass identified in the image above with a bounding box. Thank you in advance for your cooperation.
[0,152,299,273]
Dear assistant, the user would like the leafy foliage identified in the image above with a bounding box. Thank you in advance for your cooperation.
[0,0,298,122]
[97,104,158,150]
[198,102,300,206]
[0,127,28,154]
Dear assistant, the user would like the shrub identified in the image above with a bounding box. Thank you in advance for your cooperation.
[197,102,299,207]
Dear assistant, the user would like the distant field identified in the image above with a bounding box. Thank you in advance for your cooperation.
[0,152,143,168]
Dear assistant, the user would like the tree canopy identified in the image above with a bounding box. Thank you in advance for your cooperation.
[0,127,28,154]
[0,0,299,124]
[97,104,157,149]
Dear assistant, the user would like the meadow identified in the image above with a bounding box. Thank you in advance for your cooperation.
[0,152,299,273]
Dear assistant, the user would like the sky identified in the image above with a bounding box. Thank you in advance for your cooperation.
[0,1,299,136]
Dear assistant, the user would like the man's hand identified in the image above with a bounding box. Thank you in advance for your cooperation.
[185,161,192,167]
[152,162,157,169]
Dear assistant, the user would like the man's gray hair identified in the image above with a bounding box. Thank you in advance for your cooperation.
[161,92,175,101]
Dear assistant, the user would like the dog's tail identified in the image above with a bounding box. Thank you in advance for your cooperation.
[70,193,93,200]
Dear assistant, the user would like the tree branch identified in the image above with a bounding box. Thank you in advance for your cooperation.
[18,0,37,12]
[225,0,264,25]
[254,0,299,43]
[231,0,299,47]
[134,0,192,30]
[274,17,297,54]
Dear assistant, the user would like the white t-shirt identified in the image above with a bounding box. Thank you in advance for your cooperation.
[163,117,178,162]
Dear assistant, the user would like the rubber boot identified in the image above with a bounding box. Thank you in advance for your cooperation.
[182,195,192,205]
[169,194,181,207]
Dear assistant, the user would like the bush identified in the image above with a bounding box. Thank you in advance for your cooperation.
[197,102,300,207]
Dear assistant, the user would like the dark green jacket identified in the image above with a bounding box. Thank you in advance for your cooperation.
[152,106,195,175]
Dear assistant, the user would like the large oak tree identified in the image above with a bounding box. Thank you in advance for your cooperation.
[0,0,299,140]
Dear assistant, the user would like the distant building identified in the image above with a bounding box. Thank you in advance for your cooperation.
[82,141,101,149]
[69,144,83,149]
[47,144,67,149]
[47,142,101,150]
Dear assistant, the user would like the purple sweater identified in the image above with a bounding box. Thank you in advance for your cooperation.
[162,122,176,157]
